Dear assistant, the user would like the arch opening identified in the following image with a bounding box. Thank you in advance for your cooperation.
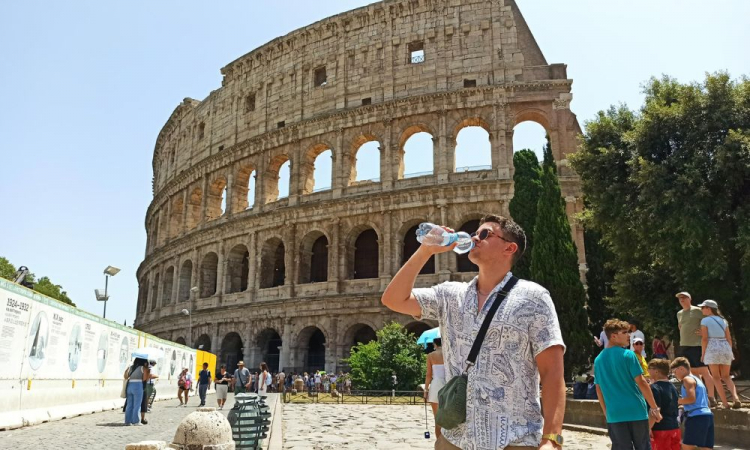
[455,126,492,172]
[353,229,379,279]
[257,329,282,373]
[195,334,211,352]
[513,120,548,163]
[170,196,184,239]
[175,337,186,346]
[220,332,243,375]
[405,321,432,338]
[162,266,175,306]
[234,165,256,211]
[207,177,227,220]
[178,260,193,302]
[138,277,149,313]
[303,146,333,194]
[299,233,329,284]
[260,239,286,288]
[351,140,381,184]
[401,130,434,179]
[186,187,202,230]
[200,252,219,298]
[226,244,250,293]
[277,161,290,199]
[298,327,326,373]
[150,273,160,311]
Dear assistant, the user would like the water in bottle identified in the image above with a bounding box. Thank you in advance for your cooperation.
[415,223,474,254]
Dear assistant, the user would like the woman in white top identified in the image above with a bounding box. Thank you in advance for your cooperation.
[424,338,446,439]
[258,362,270,394]
[699,299,741,409]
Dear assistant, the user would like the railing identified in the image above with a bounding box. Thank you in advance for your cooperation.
[312,186,331,193]
[455,165,492,172]
[284,389,424,405]
[403,170,433,179]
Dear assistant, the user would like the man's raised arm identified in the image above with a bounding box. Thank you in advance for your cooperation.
[381,241,455,317]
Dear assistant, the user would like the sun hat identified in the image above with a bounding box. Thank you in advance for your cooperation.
[697,299,718,309]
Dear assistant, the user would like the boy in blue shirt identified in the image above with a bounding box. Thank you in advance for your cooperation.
[595,319,662,450]
[671,357,714,450]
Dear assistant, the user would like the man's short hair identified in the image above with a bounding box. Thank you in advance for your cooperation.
[670,357,691,372]
[603,319,629,340]
[479,214,527,264]
[648,359,670,376]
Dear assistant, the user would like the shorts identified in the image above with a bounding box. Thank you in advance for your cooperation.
[651,428,681,450]
[683,414,714,448]
[216,384,228,400]
[704,338,734,366]
[678,346,706,368]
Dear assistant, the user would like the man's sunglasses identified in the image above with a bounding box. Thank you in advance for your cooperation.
[471,228,513,244]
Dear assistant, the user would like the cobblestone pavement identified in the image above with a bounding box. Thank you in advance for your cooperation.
[282,403,613,450]
[0,394,231,449]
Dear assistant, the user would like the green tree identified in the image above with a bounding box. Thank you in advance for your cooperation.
[34,276,76,306]
[582,222,615,335]
[542,137,556,174]
[531,150,592,377]
[0,257,15,280]
[509,149,542,279]
[569,73,750,370]
[344,322,426,390]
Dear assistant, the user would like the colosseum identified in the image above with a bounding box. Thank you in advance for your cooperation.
[135,0,585,376]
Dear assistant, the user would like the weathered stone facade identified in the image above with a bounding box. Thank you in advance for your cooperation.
[135,0,585,375]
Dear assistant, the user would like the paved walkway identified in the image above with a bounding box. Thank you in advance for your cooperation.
[1,394,231,449]
[282,403,612,450]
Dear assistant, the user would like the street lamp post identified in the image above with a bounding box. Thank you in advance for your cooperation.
[95,266,120,319]
[182,286,198,348]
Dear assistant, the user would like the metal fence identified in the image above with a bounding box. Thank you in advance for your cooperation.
[284,389,424,405]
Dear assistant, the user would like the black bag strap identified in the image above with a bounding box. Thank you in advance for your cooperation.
[463,276,519,374]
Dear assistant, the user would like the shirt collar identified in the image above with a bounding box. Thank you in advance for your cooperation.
[470,271,514,314]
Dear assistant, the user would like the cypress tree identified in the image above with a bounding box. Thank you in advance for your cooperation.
[531,154,591,377]
[542,136,555,174]
[583,225,615,335]
[509,150,542,279]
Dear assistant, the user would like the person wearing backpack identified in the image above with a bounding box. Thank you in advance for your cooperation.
[197,362,211,407]
[233,361,250,395]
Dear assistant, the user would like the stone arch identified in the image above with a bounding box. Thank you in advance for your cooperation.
[454,118,493,172]
[456,218,481,272]
[206,176,227,220]
[195,334,212,352]
[150,216,160,250]
[404,321,432,338]
[512,109,551,163]
[220,332,243,374]
[264,154,290,203]
[398,124,435,179]
[170,195,184,238]
[150,273,160,311]
[138,276,149,313]
[511,108,552,131]
[296,326,327,373]
[349,134,381,184]
[401,222,435,274]
[178,259,193,302]
[200,252,219,298]
[298,230,330,284]
[346,225,380,279]
[256,328,282,372]
[343,322,377,351]
[175,337,187,346]
[233,163,257,211]
[226,244,250,293]
[162,266,175,306]
[186,186,202,230]
[260,237,286,288]
[302,143,334,194]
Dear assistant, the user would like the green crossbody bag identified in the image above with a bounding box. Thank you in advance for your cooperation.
[435,276,518,430]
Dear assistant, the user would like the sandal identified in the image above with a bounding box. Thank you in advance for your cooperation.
[733,401,743,409]
[708,397,718,408]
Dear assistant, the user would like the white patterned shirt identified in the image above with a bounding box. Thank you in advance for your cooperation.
[413,272,565,450]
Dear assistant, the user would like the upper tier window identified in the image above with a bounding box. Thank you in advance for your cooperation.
[314,66,327,87]
[409,42,424,64]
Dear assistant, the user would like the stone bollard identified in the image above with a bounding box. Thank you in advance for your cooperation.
[169,407,235,450]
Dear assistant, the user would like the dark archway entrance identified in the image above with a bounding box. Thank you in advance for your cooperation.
[353,229,379,279]
[456,220,480,272]
[195,334,211,352]
[257,329,282,373]
[220,332,243,375]
[403,225,435,274]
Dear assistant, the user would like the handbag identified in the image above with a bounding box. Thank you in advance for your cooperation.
[435,276,518,430]
[121,366,134,399]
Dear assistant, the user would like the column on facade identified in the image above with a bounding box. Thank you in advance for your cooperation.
[279,319,293,372]
[246,233,257,293]
[332,129,345,198]
[436,111,452,183]
[382,211,393,277]
[492,100,510,179]
[325,318,338,373]
[284,224,296,294]
[225,171,234,216]
[165,197,173,243]
[329,219,341,287]
[288,140,301,206]
[216,240,226,296]
[253,157,266,213]
[191,248,200,306]
[200,176,209,225]
[181,188,189,235]
[381,120,394,189]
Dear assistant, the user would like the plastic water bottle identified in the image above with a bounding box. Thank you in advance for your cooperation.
[415,223,474,254]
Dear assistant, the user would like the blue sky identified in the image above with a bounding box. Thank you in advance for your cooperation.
[1,1,748,327]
